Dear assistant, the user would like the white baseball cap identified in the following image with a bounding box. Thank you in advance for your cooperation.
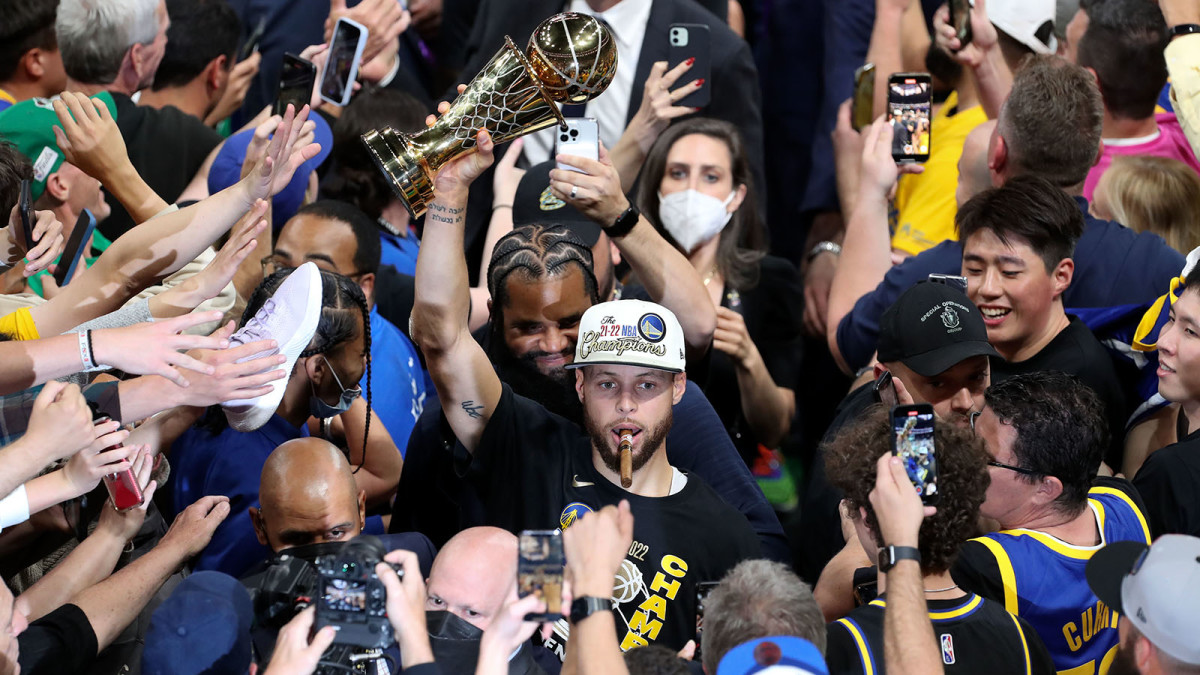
[1086,535,1200,665]
[990,0,1059,54]
[566,299,686,373]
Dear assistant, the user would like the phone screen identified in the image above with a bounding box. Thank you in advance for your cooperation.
[892,405,939,504]
[518,530,564,620]
[887,74,932,163]
[320,19,366,106]
[276,54,316,117]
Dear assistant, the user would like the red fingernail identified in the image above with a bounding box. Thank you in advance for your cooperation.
[695,78,705,87]
[686,57,695,66]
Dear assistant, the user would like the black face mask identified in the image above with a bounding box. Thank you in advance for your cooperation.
[426,610,485,672]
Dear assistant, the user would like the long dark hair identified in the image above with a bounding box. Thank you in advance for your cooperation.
[635,118,767,291]
[202,268,373,461]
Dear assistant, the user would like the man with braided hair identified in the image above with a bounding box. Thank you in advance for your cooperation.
[169,265,405,578]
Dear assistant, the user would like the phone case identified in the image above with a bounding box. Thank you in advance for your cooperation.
[104,467,144,512]
[852,63,876,131]
[319,17,368,107]
[518,530,564,621]
[555,118,600,173]
[667,24,711,109]
[18,179,36,250]
[54,209,97,287]
[950,0,973,45]
[276,54,317,116]
[887,73,932,163]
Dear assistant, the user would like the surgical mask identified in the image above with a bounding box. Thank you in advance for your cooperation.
[658,189,735,253]
[426,611,484,673]
[308,355,361,418]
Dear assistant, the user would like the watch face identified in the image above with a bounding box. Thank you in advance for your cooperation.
[877,548,893,571]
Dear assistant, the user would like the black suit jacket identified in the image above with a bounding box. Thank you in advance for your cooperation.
[452,0,762,279]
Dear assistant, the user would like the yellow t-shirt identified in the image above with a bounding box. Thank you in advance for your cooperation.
[0,307,40,341]
[890,91,988,256]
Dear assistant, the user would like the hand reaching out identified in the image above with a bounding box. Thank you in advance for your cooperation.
[628,60,701,153]
[167,320,287,406]
[156,200,269,314]
[158,494,231,560]
[23,382,96,463]
[242,104,322,204]
[263,607,336,675]
[52,92,130,187]
[91,312,232,386]
[63,419,134,496]
[95,445,157,541]
[327,0,409,64]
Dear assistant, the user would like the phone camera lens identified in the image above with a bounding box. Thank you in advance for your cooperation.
[560,134,569,142]
[570,130,578,138]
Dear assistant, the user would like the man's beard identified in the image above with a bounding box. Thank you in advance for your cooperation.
[585,408,673,476]
[1106,640,1138,675]
[489,338,583,423]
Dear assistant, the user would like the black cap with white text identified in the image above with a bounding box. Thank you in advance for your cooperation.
[877,281,1000,377]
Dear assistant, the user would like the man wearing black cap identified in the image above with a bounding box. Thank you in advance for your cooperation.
[796,281,998,583]
[1085,535,1200,674]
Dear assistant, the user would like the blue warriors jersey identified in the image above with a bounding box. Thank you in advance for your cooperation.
[952,481,1151,675]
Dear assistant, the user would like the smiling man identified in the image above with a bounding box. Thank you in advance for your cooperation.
[959,174,1129,465]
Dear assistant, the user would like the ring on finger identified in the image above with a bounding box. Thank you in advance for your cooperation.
[570,185,579,199]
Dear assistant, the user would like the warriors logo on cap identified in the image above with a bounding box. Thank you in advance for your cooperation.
[638,313,666,343]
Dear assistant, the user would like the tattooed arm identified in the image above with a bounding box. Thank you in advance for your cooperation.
[410,131,503,453]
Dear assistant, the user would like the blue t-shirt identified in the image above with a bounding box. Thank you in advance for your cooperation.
[380,231,419,278]
[365,307,426,454]
[836,197,1185,371]
[170,414,386,578]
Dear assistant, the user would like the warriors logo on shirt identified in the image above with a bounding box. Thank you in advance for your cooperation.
[560,502,593,529]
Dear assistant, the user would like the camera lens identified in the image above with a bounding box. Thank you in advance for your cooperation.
[570,130,578,137]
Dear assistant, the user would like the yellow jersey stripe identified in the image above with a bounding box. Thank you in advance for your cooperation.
[836,618,875,675]
[1089,487,1151,543]
[1008,612,1032,675]
[866,595,983,620]
[976,537,1020,614]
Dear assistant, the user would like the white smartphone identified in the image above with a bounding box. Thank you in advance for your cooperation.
[555,118,599,173]
[320,17,369,107]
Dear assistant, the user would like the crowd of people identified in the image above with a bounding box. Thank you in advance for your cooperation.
[2,0,1200,673]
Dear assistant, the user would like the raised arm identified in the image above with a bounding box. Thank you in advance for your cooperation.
[608,60,699,192]
[550,145,717,355]
[410,130,503,453]
[932,0,1010,119]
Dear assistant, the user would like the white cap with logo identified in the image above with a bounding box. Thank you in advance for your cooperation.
[566,299,686,373]
[990,0,1059,54]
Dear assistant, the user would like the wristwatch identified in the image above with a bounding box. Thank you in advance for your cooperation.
[570,596,613,624]
[1170,23,1200,37]
[877,545,921,572]
[605,204,640,239]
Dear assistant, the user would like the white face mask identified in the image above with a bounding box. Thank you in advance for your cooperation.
[657,189,736,253]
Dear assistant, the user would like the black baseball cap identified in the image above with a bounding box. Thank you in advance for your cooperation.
[877,281,999,377]
[512,160,603,247]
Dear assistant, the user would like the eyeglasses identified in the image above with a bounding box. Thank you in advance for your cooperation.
[260,254,368,280]
[969,411,1044,477]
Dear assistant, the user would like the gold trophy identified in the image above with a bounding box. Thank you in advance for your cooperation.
[362,12,617,218]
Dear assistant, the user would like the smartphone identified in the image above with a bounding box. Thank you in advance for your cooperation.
[694,581,720,662]
[927,273,968,294]
[852,63,876,131]
[667,24,711,109]
[873,370,897,408]
[275,54,317,117]
[887,73,932,164]
[17,179,37,251]
[319,17,368,107]
[891,404,939,505]
[239,15,267,62]
[91,410,144,512]
[555,118,599,173]
[53,209,96,287]
[518,530,564,621]
[949,0,973,47]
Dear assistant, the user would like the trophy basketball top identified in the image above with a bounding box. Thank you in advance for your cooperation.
[526,12,617,104]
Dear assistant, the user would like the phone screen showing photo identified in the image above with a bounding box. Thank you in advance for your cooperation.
[888,75,932,162]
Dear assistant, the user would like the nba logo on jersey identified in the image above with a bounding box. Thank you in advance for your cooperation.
[941,634,956,664]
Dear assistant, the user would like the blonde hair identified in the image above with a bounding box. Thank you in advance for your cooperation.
[1093,155,1200,254]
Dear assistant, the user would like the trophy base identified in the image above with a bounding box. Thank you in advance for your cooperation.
[362,128,433,220]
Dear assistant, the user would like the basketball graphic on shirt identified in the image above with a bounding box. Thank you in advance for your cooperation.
[612,559,646,604]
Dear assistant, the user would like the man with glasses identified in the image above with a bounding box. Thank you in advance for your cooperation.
[953,371,1152,674]
[266,200,426,449]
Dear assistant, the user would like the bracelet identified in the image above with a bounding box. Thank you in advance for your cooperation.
[78,330,96,370]
[807,240,842,262]
[1170,23,1200,37]
[492,203,513,211]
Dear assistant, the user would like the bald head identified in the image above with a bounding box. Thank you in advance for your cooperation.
[251,438,365,552]
[957,120,997,208]
[426,527,519,631]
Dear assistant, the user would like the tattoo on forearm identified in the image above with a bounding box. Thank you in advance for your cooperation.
[461,400,484,419]
[427,202,465,225]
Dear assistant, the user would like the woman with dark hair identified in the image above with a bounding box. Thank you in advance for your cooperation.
[167,265,402,579]
[633,118,803,479]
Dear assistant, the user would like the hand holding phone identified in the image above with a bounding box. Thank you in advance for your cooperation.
[891,404,939,505]
[555,118,599,174]
[886,73,932,164]
[276,54,317,117]
[518,530,564,621]
[319,17,369,107]
[667,24,711,108]
[18,179,37,251]
[53,209,97,287]
[240,16,267,62]
[948,0,973,47]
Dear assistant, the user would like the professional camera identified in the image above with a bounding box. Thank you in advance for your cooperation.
[314,536,403,649]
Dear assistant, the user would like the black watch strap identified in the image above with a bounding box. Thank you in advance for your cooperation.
[570,596,613,624]
[605,204,639,238]
[1170,23,1200,37]
[877,545,921,572]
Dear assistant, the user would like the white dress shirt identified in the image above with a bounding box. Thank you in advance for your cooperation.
[522,0,654,165]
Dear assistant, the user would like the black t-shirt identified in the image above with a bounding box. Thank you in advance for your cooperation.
[469,384,761,653]
[103,94,223,240]
[826,593,1055,675]
[1132,426,1200,538]
[18,603,98,675]
[990,316,1129,466]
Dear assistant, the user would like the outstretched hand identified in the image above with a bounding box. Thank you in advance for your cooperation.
[242,104,322,204]
[52,91,130,187]
[628,60,700,152]
[91,312,231,387]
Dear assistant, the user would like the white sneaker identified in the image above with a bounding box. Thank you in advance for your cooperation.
[223,262,323,431]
